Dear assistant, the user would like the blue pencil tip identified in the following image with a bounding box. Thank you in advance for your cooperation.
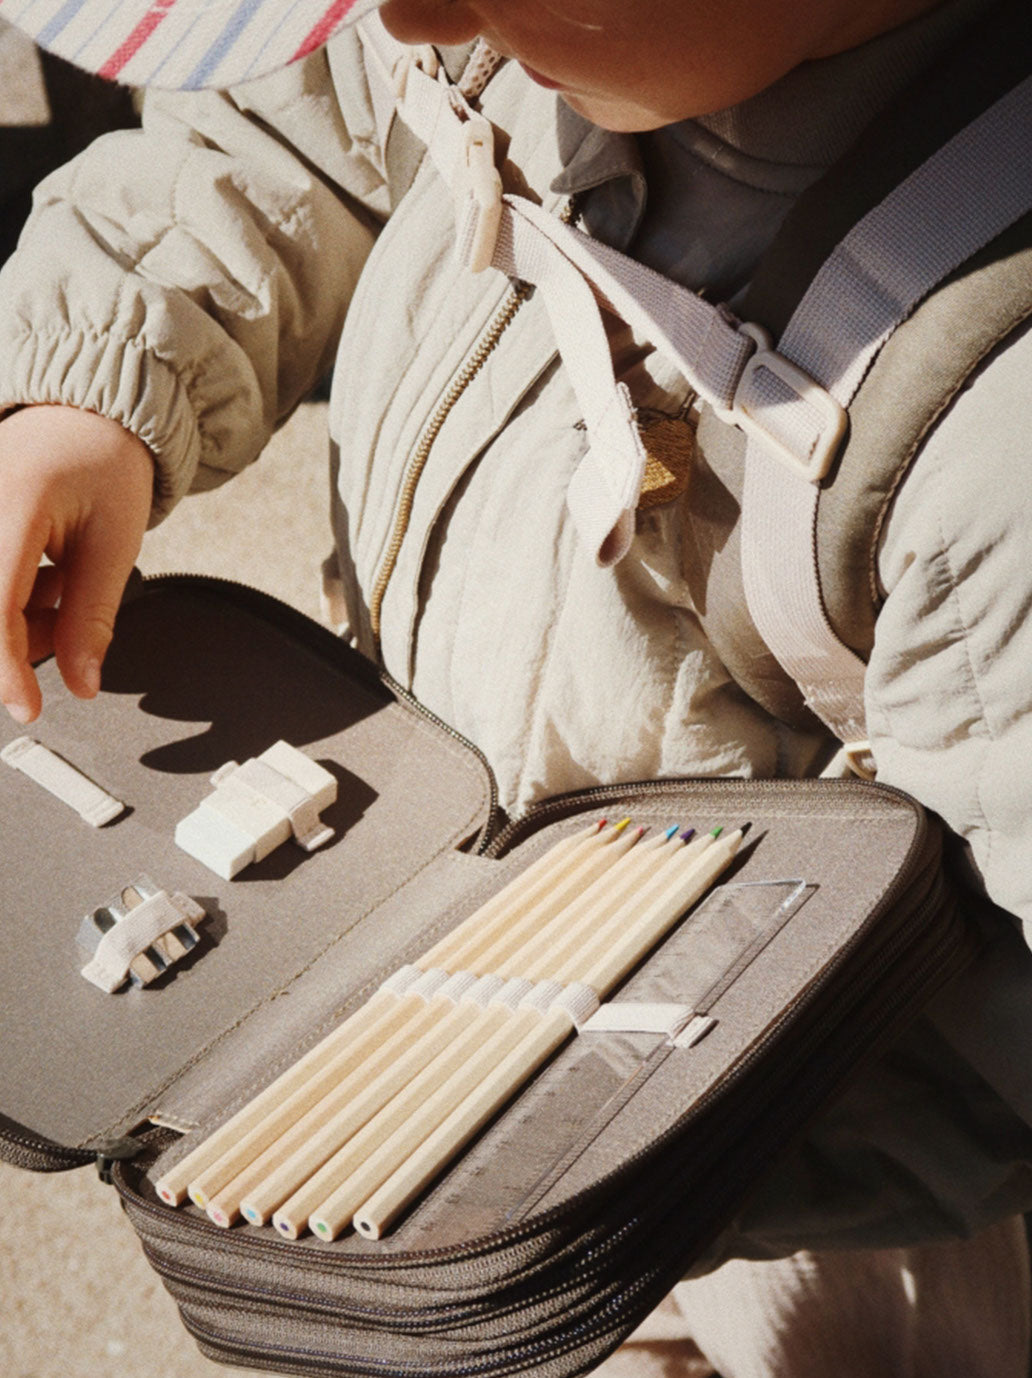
[664,824,679,839]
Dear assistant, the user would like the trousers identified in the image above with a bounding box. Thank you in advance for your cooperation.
[594,1216,1030,1377]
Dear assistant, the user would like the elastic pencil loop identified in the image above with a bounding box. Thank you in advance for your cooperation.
[553,982,601,1027]
[518,979,565,1015]
[467,974,507,1006]
[378,964,423,997]
[408,967,451,1001]
[435,970,479,1003]
[491,977,537,1010]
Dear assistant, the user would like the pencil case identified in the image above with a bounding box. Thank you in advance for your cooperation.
[0,573,976,1378]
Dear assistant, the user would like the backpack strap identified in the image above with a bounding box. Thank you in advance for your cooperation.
[738,71,1032,758]
[356,9,1032,762]
[354,13,844,567]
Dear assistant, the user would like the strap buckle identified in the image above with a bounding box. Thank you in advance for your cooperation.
[454,115,502,273]
[723,323,848,484]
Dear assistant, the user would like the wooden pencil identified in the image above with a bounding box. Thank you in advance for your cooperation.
[445,819,639,976]
[420,819,608,970]
[155,817,609,1207]
[202,999,473,1226]
[224,826,648,1226]
[284,1007,544,1241]
[499,828,688,982]
[274,829,689,1232]
[344,828,745,1241]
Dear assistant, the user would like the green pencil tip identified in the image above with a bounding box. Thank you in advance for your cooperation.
[710,826,723,839]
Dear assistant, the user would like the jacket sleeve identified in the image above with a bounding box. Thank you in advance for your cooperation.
[0,32,386,519]
[867,319,1032,935]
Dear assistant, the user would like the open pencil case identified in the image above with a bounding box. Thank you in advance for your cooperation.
[0,573,977,1378]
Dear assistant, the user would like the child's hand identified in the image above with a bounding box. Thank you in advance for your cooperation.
[0,405,154,723]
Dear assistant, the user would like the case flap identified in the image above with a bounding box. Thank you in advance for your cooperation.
[0,578,495,1153]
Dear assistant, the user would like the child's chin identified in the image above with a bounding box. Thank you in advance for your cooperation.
[558,90,675,135]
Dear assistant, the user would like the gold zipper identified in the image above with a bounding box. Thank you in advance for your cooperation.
[368,280,530,647]
[368,199,580,651]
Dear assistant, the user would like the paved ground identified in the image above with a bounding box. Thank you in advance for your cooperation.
[1,403,330,1378]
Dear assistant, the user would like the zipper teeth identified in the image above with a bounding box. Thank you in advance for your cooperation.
[368,280,531,645]
[381,669,501,853]
[486,774,923,858]
[121,783,948,1272]
[367,195,582,650]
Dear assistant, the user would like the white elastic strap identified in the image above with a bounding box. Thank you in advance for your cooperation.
[216,758,332,852]
[490,977,536,1010]
[740,76,1032,749]
[547,981,601,1027]
[81,891,198,993]
[517,978,565,1015]
[579,1001,694,1036]
[1,736,124,827]
[379,964,423,996]
[435,970,480,1003]
[408,967,451,1001]
[357,15,759,566]
[466,974,507,1006]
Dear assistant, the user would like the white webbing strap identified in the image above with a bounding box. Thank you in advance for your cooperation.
[1,735,124,827]
[739,76,1032,750]
[356,15,765,566]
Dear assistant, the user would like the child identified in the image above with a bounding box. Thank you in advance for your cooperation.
[0,0,1030,1371]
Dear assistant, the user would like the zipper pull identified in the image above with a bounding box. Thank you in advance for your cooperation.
[95,1136,142,1186]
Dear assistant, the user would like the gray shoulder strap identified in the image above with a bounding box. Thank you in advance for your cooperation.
[738,75,1032,759]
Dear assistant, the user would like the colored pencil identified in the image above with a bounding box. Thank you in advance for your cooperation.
[311,829,744,1241]
[154,818,608,1207]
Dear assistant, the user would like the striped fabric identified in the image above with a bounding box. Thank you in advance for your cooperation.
[0,0,384,88]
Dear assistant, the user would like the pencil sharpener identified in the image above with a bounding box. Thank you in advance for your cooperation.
[77,874,205,993]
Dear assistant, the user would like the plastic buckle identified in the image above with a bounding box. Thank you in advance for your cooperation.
[725,323,848,484]
[455,115,502,274]
[95,1137,142,1186]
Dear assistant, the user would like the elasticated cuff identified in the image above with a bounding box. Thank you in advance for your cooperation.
[0,324,203,525]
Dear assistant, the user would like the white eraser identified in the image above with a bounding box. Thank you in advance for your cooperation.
[175,805,256,880]
[259,741,337,811]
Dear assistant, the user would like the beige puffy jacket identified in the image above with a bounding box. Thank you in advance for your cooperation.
[2,15,1032,1252]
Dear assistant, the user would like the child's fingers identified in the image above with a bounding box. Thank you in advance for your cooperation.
[27,563,64,612]
[50,512,143,701]
[0,511,50,724]
[26,607,59,665]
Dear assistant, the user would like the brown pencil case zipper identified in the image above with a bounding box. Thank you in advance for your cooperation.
[0,573,977,1378]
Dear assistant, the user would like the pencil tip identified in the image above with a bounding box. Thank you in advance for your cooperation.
[740,820,751,836]
[664,824,679,839]
[679,827,695,842]
[711,826,724,839]
[612,817,631,834]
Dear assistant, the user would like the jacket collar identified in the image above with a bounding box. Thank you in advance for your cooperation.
[549,101,647,252]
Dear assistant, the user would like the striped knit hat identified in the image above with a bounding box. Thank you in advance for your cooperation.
[0,0,386,89]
